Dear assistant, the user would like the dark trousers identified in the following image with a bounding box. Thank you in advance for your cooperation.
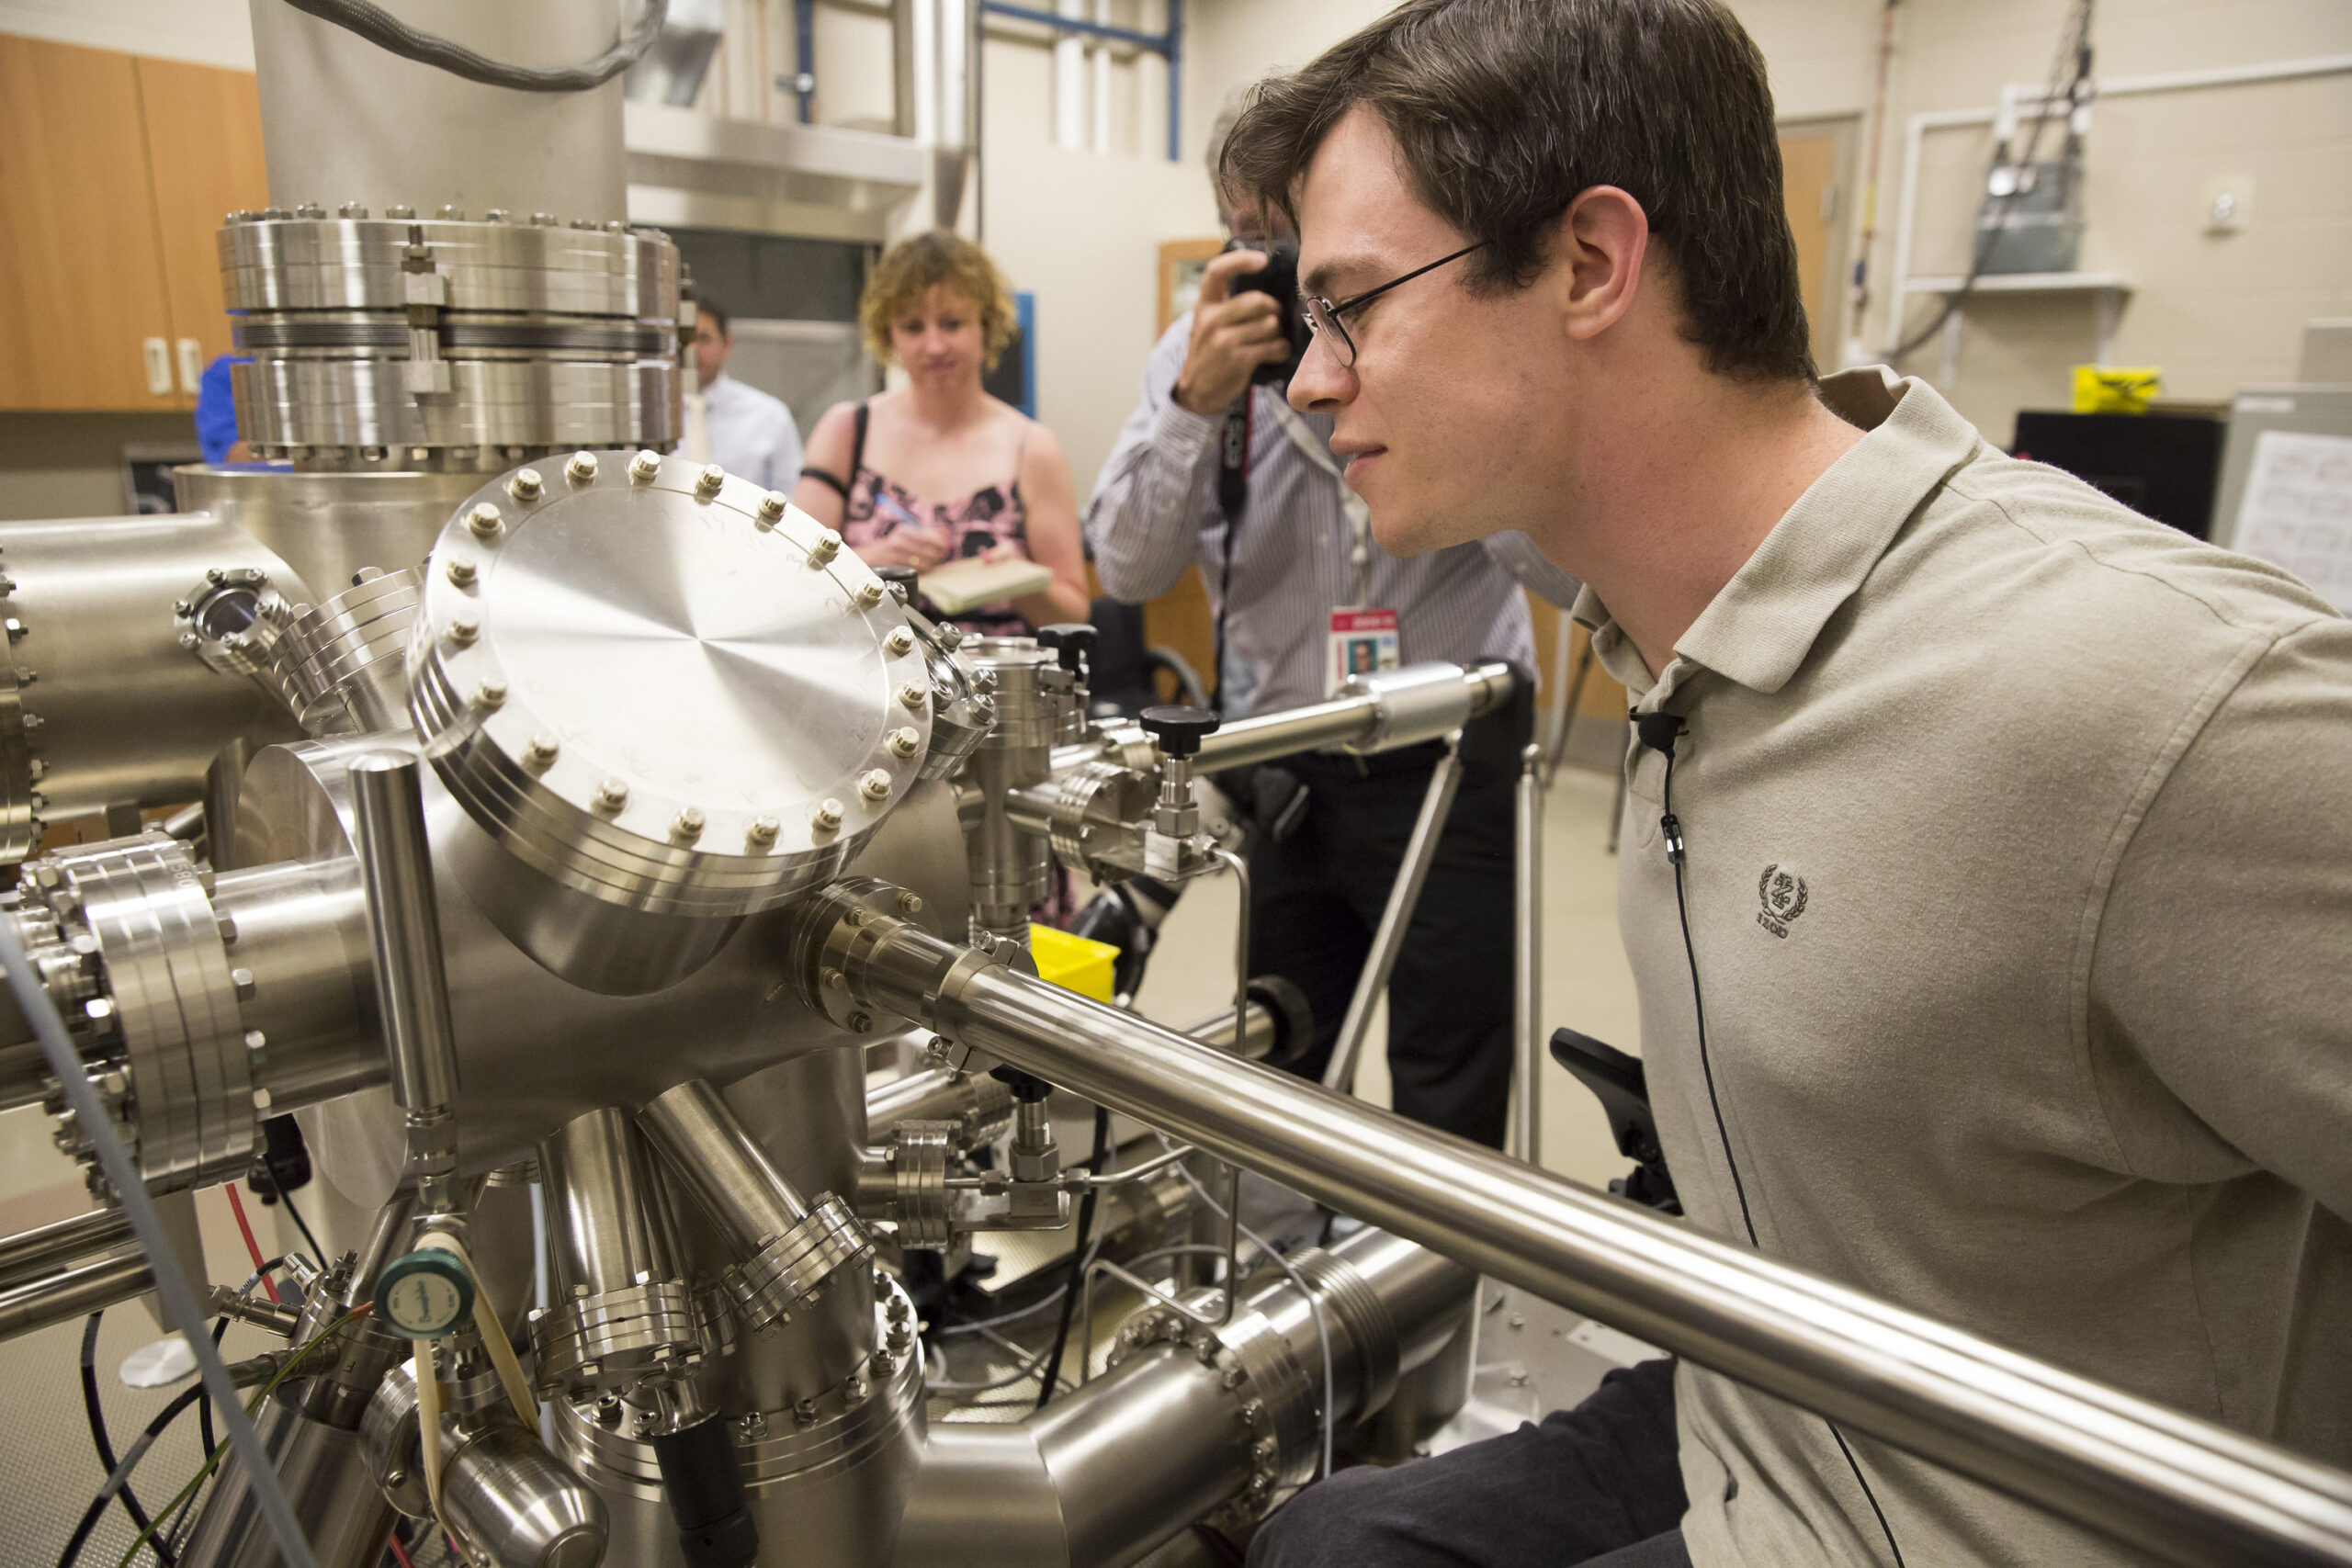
[1248,1359,1690,1568]
[1248,748,1516,1147]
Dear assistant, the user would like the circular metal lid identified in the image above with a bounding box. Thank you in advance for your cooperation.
[409,452,934,919]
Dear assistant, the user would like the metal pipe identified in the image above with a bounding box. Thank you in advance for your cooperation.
[1511,740,1543,1164]
[0,1251,152,1342]
[800,896,2352,1568]
[347,750,464,1215]
[638,1077,814,1252]
[0,1205,132,1292]
[1324,732,1463,1095]
[539,1106,681,1298]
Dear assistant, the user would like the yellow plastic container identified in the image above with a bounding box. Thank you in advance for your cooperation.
[1029,924,1119,1004]
[2072,364,2163,414]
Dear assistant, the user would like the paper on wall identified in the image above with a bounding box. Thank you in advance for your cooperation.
[2232,429,2352,612]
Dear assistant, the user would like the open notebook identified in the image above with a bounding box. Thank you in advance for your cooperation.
[917,556,1052,615]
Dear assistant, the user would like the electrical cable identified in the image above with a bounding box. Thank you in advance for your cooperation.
[1033,1105,1112,1410]
[274,1186,325,1272]
[58,1382,209,1568]
[275,0,668,95]
[77,1313,172,1567]
[386,1534,416,1568]
[1889,0,2096,362]
[1649,725,1905,1568]
[221,1184,280,1304]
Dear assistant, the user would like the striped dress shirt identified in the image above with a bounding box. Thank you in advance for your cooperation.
[1087,317,1581,717]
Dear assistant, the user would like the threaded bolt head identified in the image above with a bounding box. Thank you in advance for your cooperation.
[525,733,560,768]
[858,769,892,803]
[566,451,598,484]
[448,615,481,646]
[594,777,628,811]
[887,727,920,759]
[897,682,928,711]
[746,814,780,847]
[896,890,924,916]
[695,463,726,498]
[811,798,844,833]
[628,449,661,482]
[884,627,915,657]
[473,679,506,708]
[507,468,543,502]
[755,491,786,527]
[672,807,706,840]
[853,581,884,609]
[808,533,842,567]
[445,557,477,586]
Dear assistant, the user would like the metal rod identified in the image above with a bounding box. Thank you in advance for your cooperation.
[0,1251,152,1341]
[1213,848,1249,1058]
[347,750,464,1216]
[980,0,1170,52]
[0,916,322,1568]
[1511,740,1543,1164]
[0,1205,133,1293]
[1324,731,1463,1095]
[811,900,2352,1568]
[639,1077,813,1253]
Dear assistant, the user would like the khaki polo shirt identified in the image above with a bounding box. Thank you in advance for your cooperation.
[1579,367,2352,1566]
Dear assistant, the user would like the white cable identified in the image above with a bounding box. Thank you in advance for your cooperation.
[1174,1166,1336,1481]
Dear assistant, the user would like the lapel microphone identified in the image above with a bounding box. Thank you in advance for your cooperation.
[1634,711,1688,863]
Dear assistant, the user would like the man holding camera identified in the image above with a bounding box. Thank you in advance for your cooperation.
[1087,118,1577,1149]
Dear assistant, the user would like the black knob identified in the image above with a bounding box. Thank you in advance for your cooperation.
[1036,622,1097,676]
[873,564,918,604]
[1139,704,1220,759]
[989,1066,1054,1101]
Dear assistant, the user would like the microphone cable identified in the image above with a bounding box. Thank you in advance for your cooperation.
[1634,712,1908,1568]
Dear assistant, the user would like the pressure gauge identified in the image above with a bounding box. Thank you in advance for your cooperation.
[374,1247,474,1339]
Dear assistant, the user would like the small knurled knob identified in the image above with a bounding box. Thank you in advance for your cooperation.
[1139,704,1220,759]
[1036,623,1097,676]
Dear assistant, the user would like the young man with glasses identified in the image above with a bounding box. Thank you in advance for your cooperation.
[1221,2,2352,1566]
[1086,113,1579,1150]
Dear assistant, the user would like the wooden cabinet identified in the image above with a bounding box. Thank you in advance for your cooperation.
[0,37,266,412]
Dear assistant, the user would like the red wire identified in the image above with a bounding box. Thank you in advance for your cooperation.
[386,1533,416,1568]
[222,1181,282,1303]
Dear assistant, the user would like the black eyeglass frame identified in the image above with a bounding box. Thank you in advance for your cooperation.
[1300,242,1489,368]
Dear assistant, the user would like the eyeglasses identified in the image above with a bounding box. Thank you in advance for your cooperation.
[1300,242,1487,368]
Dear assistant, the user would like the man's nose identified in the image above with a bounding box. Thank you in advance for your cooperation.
[1288,332,1352,414]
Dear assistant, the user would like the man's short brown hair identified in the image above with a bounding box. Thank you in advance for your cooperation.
[1219,0,1813,382]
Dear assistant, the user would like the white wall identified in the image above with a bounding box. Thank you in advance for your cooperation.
[1177,0,2352,445]
[0,0,253,67]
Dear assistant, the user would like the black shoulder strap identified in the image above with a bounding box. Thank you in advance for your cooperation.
[850,400,870,484]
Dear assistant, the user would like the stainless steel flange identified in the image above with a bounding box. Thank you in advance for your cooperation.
[407,453,936,924]
[280,567,420,735]
[728,1193,875,1334]
[21,831,256,1198]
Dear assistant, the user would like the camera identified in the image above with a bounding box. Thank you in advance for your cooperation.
[1225,234,1310,386]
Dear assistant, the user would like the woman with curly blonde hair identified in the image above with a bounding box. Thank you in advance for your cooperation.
[795,230,1089,634]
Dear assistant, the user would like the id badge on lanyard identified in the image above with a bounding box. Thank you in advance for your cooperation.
[1329,607,1401,692]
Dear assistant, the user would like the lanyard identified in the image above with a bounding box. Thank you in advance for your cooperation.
[1264,397,1374,609]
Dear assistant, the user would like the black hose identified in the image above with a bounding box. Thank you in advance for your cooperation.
[276,0,668,95]
[1034,1105,1113,1410]
[76,1313,173,1566]
[58,1379,207,1568]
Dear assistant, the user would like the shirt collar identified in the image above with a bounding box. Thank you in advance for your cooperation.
[1575,367,1984,702]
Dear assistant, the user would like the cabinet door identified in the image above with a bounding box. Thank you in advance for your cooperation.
[136,57,269,409]
[0,37,179,412]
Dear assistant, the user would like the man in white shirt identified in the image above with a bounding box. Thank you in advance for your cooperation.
[687,298,804,490]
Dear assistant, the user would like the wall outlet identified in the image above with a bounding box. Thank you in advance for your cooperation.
[2204,175,2254,235]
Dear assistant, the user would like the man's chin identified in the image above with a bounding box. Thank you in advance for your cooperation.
[1369,505,1483,560]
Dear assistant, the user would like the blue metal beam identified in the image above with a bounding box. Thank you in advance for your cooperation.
[978,0,1184,161]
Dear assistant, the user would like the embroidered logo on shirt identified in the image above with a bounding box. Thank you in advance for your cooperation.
[1757,864,1809,939]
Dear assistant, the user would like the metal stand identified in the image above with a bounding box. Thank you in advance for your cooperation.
[1510,742,1543,1164]
[1324,731,1464,1097]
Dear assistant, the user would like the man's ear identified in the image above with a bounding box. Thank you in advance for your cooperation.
[1551,186,1650,344]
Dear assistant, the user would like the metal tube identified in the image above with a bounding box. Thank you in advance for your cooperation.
[1324,733,1464,1095]
[1511,740,1543,1164]
[0,1251,152,1342]
[348,750,463,1214]
[0,1205,132,1292]
[539,1106,680,1299]
[638,1077,813,1253]
[808,900,2352,1568]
